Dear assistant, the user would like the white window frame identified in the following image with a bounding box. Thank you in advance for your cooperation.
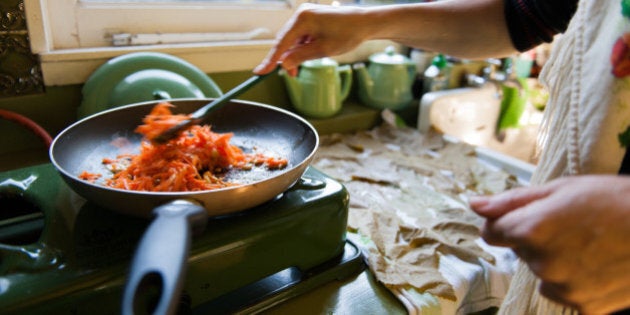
[25,0,400,86]
[24,0,323,86]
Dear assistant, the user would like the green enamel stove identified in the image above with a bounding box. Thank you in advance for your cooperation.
[0,163,363,314]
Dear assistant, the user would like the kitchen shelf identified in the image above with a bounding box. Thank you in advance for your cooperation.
[306,100,420,135]
[305,101,380,135]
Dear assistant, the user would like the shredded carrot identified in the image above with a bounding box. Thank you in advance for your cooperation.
[78,171,101,183]
[84,102,288,192]
[134,102,190,142]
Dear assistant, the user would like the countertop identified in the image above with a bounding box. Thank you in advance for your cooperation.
[266,269,407,315]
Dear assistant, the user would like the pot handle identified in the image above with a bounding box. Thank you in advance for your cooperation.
[122,200,208,315]
[337,64,353,102]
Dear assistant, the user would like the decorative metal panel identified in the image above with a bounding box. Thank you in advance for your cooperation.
[1,0,45,97]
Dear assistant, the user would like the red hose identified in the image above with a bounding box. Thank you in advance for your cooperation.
[0,109,53,149]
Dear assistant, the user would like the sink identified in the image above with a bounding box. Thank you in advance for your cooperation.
[417,83,543,165]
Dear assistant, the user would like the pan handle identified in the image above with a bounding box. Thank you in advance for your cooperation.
[122,200,208,315]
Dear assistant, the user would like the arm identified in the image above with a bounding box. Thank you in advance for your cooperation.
[470,175,630,314]
[254,0,515,75]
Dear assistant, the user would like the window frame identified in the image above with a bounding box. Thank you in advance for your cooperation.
[24,0,321,86]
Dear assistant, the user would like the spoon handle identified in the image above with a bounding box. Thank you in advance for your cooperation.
[190,69,277,120]
[153,67,279,143]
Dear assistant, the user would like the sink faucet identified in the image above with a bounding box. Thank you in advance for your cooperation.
[465,58,527,142]
[466,58,523,95]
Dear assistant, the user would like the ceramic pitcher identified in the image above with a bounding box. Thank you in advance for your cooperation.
[353,46,416,110]
[281,58,352,119]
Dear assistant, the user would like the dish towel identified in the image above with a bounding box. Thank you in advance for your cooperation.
[348,232,518,315]
[313,114,526,315]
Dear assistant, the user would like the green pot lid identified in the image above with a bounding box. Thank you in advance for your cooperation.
[301,57,339,69]
[79,52,222,118]
[369,46,411,65]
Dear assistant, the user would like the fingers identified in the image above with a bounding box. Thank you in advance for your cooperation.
[254,5,318,75]
[472,176,630,313]
[254,3,362,75]
[538,281,581,311]
[255,31,331,75]
[480,218,520,247]
[469,185,553,219]
[538,261,630,314]
[538,280,630,315]
[253,32,307,75]
[471,178,572,247]
[474,186,557,248]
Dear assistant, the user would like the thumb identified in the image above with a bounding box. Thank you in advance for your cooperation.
[469,185,552,219]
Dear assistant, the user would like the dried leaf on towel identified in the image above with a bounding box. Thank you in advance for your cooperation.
[312,119,519,302]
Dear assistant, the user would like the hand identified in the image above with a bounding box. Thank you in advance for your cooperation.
[470,175,630,314]
[253,4,372,76]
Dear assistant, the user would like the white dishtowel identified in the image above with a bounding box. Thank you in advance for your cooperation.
[348,232,518,315]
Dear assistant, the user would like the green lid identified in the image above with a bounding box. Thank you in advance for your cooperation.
[302,57,339,68]
[369,46,411,65]
[79,52,222,118]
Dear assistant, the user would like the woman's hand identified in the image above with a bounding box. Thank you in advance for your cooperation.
[470,175,630,314]
[253,4,371,76]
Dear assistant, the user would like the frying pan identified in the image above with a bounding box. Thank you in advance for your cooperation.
[49,98,319,315]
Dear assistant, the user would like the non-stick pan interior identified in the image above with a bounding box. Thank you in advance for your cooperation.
[50,99,318,217]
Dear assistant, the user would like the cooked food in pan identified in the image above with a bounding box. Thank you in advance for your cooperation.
[79,102,288,192]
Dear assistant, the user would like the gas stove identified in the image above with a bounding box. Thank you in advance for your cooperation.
[0,163,363,315]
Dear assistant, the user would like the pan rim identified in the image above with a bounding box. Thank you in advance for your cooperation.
[49,98,319,197]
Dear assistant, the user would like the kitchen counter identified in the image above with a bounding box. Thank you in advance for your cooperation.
[266,268,498,315]
[266,269,407,315]
[306,100,420,136]
[275,121,528,315]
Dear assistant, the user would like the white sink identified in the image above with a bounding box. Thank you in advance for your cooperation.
[418,84,542,165]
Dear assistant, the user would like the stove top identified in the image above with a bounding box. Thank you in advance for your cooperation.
[0,164,363,314]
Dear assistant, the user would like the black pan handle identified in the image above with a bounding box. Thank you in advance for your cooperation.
[122,200,208,315]
[152,66,280,143]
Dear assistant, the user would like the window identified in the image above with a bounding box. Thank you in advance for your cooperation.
[25,0,403,85]
[24,0,325,85]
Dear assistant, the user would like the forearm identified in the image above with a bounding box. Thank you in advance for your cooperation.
[254,0,518,74]
[363,0,516,59]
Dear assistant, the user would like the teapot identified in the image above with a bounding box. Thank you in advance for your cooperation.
[281,57,352,119]
[353,46,416,110]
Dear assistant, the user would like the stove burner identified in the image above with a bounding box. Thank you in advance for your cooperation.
[0,191,44,245]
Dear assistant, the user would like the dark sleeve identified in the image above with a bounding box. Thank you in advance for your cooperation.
[504,0,578,52]
[619,148,630,174]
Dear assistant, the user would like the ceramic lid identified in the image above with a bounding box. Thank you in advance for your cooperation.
[301,57,339,68]
[369,46,411,65]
